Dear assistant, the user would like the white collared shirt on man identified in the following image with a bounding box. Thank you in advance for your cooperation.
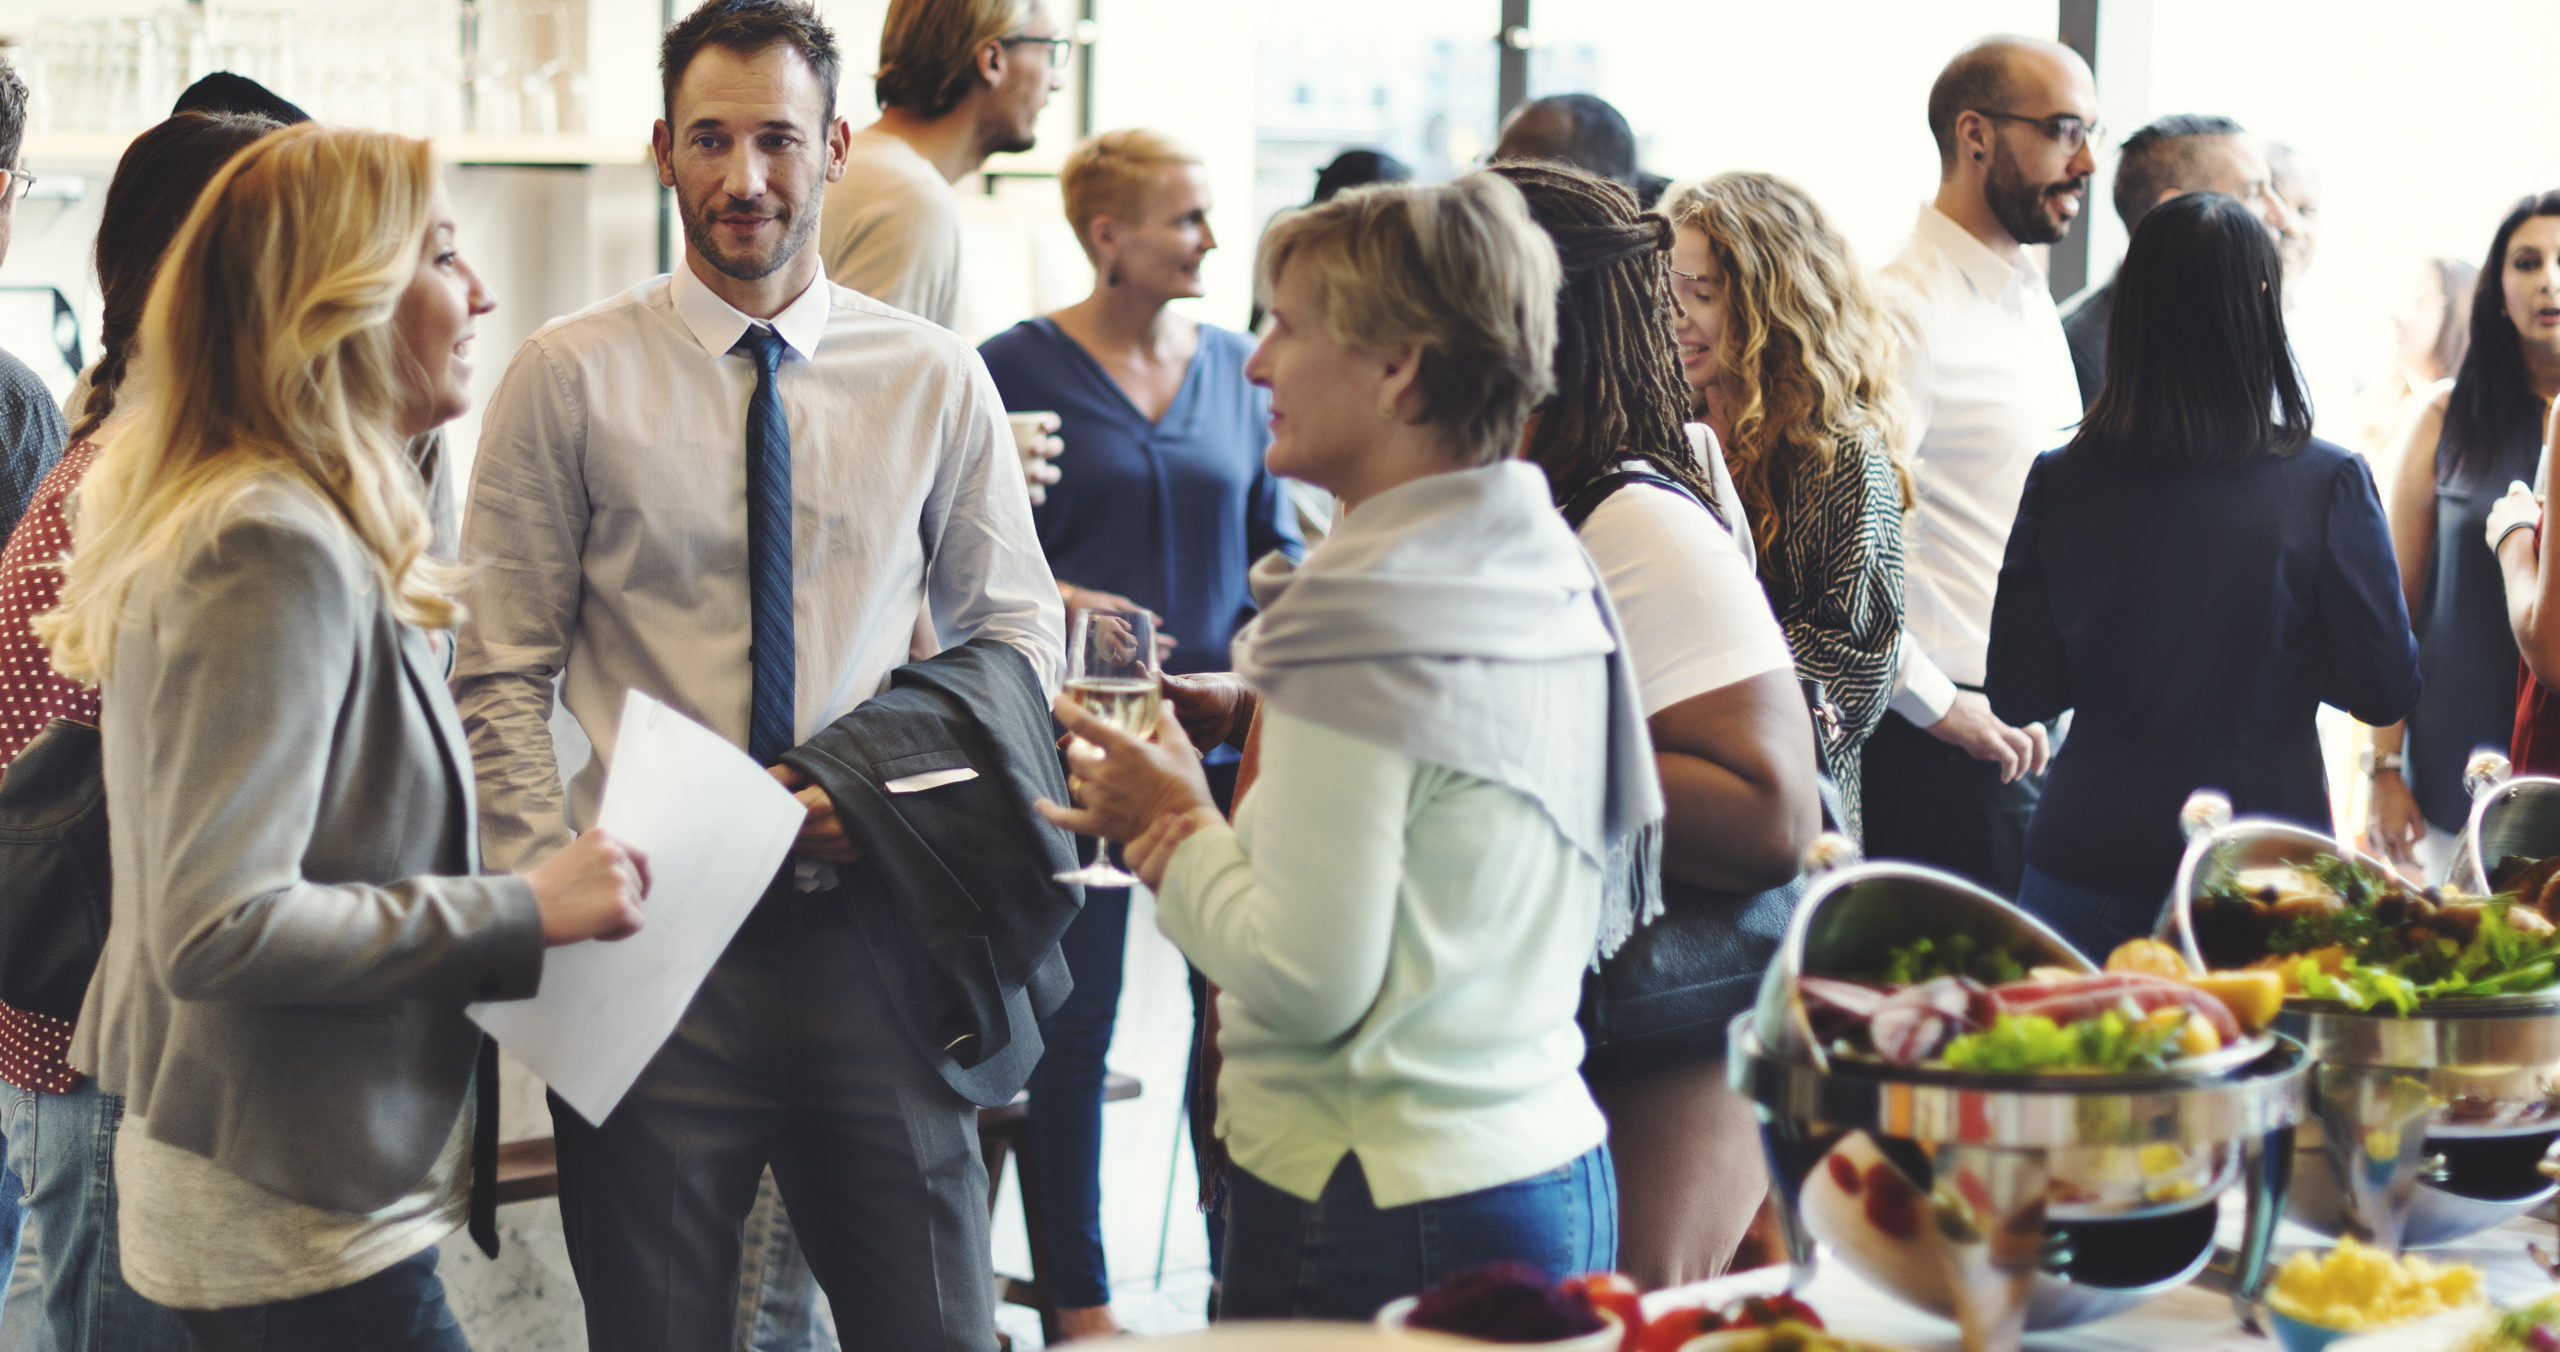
[450,263,1064,872]
[1877,202,2084,726]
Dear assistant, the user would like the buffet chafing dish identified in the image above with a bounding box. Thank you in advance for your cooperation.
[1739,842,2307,1352]
[2450,751,2560,898]
[2161,789,2560,1250]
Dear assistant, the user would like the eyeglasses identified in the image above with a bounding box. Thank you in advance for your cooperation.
[1972,111,2103,154]
[998,34,1072,64]
[0,169,37,204]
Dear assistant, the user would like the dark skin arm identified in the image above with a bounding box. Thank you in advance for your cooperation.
[1652,667,1823,891]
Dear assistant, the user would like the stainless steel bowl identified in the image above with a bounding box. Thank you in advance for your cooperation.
[2162,792,2560,1250]
[1733,1018,2307,1352]
[1753,852,2091,1069]
[2450,752,2560,898]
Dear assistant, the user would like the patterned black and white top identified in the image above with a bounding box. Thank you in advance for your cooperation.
[1754,422,1906,841]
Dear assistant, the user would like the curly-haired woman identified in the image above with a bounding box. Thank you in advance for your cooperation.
[1661,172,1911,840]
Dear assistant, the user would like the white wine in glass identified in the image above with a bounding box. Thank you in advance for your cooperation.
[1056,606,1158,888]
[1060,676,1160,737]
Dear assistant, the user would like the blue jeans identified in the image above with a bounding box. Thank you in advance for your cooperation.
[731,1168,835,1352]
[1022,884,1130,1309]
[0,1078,187,1352]
[171,1246,466,1352]
[0,1143,20,1335]
[1219,1147,1617,1322]
[2014,862,2168,962]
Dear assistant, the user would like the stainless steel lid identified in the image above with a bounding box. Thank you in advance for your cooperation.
[2450,751,2560,897]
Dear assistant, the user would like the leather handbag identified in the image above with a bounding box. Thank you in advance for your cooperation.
[0,718,113,1022]
[1560,470,1845,1083]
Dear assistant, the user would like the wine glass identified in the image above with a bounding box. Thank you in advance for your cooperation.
[1055,604,1159,888]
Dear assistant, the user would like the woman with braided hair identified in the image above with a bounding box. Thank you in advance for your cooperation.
[1490,161,1822,1288]
[1662,172,1911,842]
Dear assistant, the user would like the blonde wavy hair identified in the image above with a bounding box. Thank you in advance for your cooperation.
[1663,172,1914,556]
[41,123,452,683]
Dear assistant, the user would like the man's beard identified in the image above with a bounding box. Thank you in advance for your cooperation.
[1984,141,2083,247]
[983,117,1037,158]
[679,186,823,283]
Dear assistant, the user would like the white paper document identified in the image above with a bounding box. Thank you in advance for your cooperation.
[468,689,805,1124]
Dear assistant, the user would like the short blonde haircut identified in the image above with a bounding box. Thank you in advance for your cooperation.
[1255,173,1559,463]
[40,124,451,682]
[1060,128,1199,263]
[873,0,1031,119]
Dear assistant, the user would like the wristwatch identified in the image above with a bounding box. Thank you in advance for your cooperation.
[2361,747,2405,778]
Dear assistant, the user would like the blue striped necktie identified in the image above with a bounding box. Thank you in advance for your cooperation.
[733,325,793,765]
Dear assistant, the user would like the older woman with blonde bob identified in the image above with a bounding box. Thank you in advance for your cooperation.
[979,126,1299,1338]
[1038,173,1656,1320]
[1663,172,1911,841]
[41,124,647,1349]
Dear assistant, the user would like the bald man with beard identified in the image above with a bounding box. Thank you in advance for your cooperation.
[1862,35,2093,897]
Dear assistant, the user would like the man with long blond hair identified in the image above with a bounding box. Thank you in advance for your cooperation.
[821,0,1065,330]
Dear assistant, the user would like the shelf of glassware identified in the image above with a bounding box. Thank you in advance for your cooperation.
[19,129,653,168]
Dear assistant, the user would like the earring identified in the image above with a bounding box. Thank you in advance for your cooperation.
[1107,266,1122,287]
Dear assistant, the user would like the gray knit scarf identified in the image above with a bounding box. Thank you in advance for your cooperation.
[1229,461,1665,962]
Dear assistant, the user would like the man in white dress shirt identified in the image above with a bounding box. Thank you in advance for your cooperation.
[1862,35,2093,896]
[450,4,1061,1348]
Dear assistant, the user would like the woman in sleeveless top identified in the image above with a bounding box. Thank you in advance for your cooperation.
[2372,190,2560,875]
[1491,162,1822,1290]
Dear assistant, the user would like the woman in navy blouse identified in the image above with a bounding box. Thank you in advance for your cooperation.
[1987,192,2420,960]
[977,128,1300,1338]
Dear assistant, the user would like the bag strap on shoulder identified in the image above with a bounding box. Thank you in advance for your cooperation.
[1558,468,1723,534]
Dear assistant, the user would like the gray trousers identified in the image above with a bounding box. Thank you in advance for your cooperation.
[552,898,994,1352]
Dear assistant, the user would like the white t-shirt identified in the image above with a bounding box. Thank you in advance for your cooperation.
[1576,459,1795,717]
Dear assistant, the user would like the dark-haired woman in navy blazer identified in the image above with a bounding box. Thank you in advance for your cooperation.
[1987,191,2421,959]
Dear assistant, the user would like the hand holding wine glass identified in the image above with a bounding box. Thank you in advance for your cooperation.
[1041,607,1212,885]
[1036,607,1216,883]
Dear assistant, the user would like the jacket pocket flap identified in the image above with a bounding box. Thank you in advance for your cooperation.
[884,767,979,794]
[872,749,975,783]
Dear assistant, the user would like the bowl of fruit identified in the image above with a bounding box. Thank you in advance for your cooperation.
[1375,1265,1624,1348]
[2260,1238,2485,1352]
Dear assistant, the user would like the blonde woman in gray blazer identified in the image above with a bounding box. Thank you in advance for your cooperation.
[38,125,647,1350]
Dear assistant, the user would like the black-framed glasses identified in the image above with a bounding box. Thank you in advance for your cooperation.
[0,168,37,204]
[1971,110,2102,154]
[998,34,1072,64]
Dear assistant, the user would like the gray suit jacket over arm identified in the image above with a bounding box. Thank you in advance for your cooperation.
[73,477,543,1214]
